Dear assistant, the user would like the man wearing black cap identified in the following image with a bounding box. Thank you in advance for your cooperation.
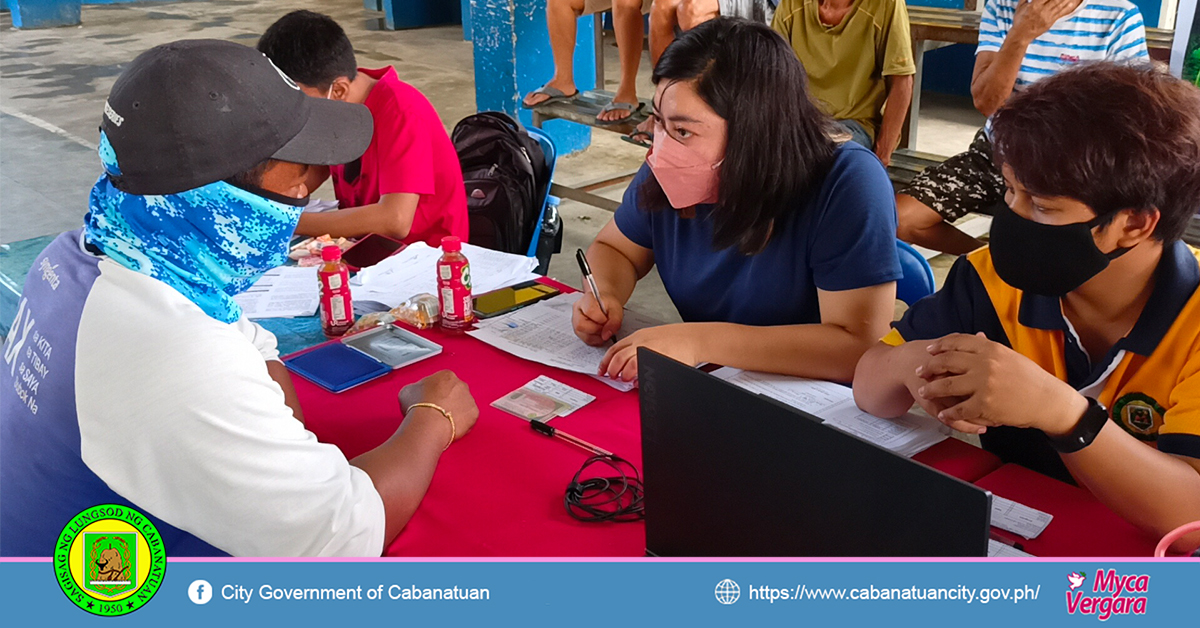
[0,40,478,557]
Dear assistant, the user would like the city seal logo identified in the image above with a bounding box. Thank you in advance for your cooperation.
[1112,393,1165,439]
[54,505,166,616]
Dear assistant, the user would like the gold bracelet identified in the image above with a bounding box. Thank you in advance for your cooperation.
[406,402,455,451]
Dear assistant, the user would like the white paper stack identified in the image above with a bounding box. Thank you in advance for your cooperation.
[350,242,540,309]
[711,368,949,457]
[233,266,320,319]
[468,293,661,392]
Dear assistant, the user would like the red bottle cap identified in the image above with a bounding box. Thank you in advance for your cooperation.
[321,245,342,261]
[441,236,462,253]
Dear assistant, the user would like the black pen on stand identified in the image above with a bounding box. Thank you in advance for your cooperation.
[576,248,616,346]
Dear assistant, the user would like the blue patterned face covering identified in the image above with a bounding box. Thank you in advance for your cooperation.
[85,133,305,323]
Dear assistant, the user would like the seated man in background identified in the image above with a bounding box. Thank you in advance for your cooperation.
[522,0,652,126]
[0,40,479,557]
[854,63,1200,554]
[895,0,1149,254]
[258,10,469,246]
[772,0,915,166]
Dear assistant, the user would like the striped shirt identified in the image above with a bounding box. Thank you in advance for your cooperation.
[978,0,1148,87]
[978,0,1148,137]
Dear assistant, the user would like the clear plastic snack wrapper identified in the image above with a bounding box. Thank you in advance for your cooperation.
[392,293,440,330]
[347,311,395,335]
[346,293,440,334]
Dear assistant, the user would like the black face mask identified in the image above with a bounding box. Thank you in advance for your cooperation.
[989,202,1131,297]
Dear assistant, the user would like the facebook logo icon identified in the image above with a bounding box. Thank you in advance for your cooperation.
[189,579,213,605]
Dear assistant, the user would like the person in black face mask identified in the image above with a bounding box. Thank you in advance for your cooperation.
[853,62,1200,555]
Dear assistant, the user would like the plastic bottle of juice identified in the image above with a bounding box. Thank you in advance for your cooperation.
[437,236,474,333]
[318,245,354,338]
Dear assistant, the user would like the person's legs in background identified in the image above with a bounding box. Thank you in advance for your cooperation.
[836,119,873,150]
[523,0,586,108]
[650,0,684,67]
[678,0,721,29]
[895,130,1005,255]
[598,0,650,122]
[626,0,717,144]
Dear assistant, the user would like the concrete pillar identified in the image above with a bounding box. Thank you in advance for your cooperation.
[7,0,80,29]
[461,0,472,40]
[469,0,594,155]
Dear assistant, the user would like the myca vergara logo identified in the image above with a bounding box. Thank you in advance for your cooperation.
[1065,568,1149,621]
[54,504,166,616]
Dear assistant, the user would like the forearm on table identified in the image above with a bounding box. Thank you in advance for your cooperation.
[852,342,924,418]
[876,74,914,156]
[295,194,418,240]
[350,407,451,544]
[972,40,1031,116]
[1062,424,1200,553]
[695,321,882,383]
[586,240,645,305]
[266,359,305,425]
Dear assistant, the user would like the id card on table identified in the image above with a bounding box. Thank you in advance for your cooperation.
[492,376,596,422]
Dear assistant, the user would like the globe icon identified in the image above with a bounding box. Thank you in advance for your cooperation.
[714,579,740,605]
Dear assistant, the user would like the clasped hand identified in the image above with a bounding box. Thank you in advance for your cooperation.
[906,333,1086,437]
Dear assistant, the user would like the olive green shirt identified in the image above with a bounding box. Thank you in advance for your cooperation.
[772,0,916,141]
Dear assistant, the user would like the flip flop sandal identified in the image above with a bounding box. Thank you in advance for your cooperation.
[595,101,644,127]
[620,129,653,149]
[521,84,579,110]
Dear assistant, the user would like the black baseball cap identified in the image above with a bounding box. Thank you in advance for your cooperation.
[100,39,373,195]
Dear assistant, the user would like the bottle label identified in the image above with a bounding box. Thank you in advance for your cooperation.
[438,259,473,327]
[330,295,348,323]
[319,265,353,335]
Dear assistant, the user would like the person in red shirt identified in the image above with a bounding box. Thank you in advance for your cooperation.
[258,10,468,246]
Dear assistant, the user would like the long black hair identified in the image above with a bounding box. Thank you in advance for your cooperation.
[641,17,838,254]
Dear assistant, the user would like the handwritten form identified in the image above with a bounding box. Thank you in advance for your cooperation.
[987,539,1034,557]
[467,293,661,392]
[990,496,1053,539]
[710,368,949,457]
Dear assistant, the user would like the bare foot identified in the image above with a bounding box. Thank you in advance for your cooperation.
[523,78,578,108]
[597,87,640,123]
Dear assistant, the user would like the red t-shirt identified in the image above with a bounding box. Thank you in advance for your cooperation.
[331,67,468,247]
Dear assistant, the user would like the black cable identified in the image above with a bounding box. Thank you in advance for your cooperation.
[564,454,645,523]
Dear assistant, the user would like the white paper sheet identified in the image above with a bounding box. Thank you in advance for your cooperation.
[303,198,340,213]
[990,496,1053,540]
[467,293,661,392]
[711,368,949,457]
[987,539,1034,558]
[233,266,320,319]
[350,242,540,309]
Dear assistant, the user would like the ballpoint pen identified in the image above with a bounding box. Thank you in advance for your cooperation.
[576,248,617,345]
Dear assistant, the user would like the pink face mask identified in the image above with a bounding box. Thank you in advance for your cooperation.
[646,128,722,209]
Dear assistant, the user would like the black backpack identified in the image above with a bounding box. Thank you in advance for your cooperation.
[452,112,550,256]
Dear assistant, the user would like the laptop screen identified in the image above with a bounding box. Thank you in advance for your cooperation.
[638,349,991,557]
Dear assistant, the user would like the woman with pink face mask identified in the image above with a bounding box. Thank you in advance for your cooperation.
[572,17,902,383]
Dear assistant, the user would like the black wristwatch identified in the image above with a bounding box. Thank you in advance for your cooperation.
[1047,397,1110,454]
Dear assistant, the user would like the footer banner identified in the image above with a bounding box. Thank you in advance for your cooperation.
[2,558,1197,625]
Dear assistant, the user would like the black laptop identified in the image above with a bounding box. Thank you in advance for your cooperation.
[638,349,992,557]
